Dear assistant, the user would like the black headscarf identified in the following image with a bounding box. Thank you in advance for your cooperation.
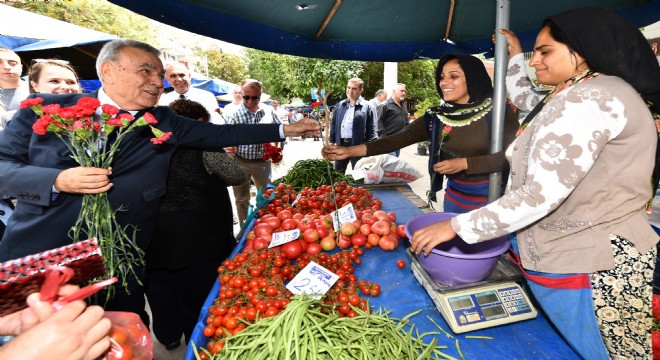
[426,55,494,202]
[546,7,660,193]
[435,54,493,106]
[546,7,660,116]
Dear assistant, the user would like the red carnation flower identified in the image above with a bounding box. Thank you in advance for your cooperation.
[77,97,100,114]
[117,113,135,122]
[20,97,44,109]
[106,118,124,127]
[102,104,119,117]
[142,112,157,124]
[41,104,61,115]
[58,107,77,119]
[150,131,172,144]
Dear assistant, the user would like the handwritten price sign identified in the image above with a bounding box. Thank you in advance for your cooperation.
[269,229,301,248]
[331,203,357,231]
[286,261,339,298]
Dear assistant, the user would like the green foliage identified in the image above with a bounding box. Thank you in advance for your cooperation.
[195,49,247,84]
[413,97,439,118]
[13,0,157,44]
[244,49,365,103]
[398,59,438,102]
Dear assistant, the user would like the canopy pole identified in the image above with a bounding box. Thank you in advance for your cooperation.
[488,0,510,203]
[444,0,456,40]
[316,0,343,38]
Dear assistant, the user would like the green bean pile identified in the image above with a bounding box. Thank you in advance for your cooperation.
[197,295,453,360]
[272,159,358,191]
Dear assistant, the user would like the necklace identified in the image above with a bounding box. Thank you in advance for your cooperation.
[430,98,492,128]
[517,69,601,136]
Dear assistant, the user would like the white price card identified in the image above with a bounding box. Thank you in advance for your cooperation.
[331,203,358,232]
[286,261,339,298]
[351,168,366,180]
[291,193,302,206]
[269,229,300,248]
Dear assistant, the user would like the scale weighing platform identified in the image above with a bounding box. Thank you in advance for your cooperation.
[407,249,537,334]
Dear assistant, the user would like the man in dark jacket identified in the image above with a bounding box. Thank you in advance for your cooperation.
[329,78,376,172]
[0,39,319,325]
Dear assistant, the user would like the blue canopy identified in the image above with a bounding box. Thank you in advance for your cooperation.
[107,0,660,61]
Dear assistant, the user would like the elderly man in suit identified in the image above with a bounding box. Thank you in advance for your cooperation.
[329,77,376,172]
[0,39,319,325]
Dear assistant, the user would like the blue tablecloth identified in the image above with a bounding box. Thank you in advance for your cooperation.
[186,187,580,359]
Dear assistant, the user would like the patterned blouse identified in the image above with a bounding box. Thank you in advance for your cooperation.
[452,53,628,243]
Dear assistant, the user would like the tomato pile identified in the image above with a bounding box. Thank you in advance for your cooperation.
[202,247,378,356]
[200,181,409,356]
[257,182,382,217]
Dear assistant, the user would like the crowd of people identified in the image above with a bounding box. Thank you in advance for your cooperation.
[0,6,658,360]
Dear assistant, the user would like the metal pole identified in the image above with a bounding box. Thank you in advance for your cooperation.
[488,0,510,203]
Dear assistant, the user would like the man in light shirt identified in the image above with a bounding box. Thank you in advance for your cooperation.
[158,62,223,124]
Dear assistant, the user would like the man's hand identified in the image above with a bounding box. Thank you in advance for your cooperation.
[432,158,468,174]
[283,117,321,138]
[54,167,112,194]
[224,146,237,157]
[322,144,366,161]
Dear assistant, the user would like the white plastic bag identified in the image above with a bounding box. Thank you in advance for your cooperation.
[352,155,423,184]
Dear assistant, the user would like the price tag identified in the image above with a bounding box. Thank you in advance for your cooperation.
[331,203,357,232]
[291,193,302,206]
[351,168,366,180]
[286,261,338,298]
[269,229,300,248]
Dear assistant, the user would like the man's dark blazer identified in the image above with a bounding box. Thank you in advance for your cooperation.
[0,92,282,261]
[329,98,376,146]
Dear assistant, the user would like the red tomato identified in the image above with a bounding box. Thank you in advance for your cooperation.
[305,242,323,255]
[281,240,304,259]
[280,218,297,231]
[302,228,320,243]
[387,212,397,222]
[320,236,336,251]
[253,223,273,237]
[350,233,366,247]
[379,235,398,251]
[397,224,407,239]
[263,216,281,229]
[315,225,328,238]
[370,220,391,236]
[277,209,293,221]
[396,260,406,269]
[203,325,216,338]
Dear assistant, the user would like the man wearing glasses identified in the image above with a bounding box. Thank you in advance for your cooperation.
[224,79,280,224]
[158,62,223,124]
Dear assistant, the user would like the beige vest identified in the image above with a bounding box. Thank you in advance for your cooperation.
[512,75,658,273]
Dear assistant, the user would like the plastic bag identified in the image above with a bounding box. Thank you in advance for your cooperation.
[352,155,423,184]
[105,311,153,360]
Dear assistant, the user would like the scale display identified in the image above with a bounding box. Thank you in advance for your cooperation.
[409,256,537,334]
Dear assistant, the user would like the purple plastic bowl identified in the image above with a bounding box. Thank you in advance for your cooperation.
[405,212,510,286]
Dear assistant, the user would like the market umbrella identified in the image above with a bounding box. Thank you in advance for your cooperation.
[106,0,660,61]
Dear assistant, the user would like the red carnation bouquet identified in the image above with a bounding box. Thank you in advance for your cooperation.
[20,97,172,297]
[262,142,283,164]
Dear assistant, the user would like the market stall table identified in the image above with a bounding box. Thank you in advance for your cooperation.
[186,186,579,359]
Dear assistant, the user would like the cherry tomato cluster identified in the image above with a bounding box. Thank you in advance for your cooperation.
[258,182,382,217]
[204,248,293,355]
[203,247,379,355]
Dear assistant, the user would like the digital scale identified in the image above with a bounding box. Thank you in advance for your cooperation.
[407,249,537,333]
